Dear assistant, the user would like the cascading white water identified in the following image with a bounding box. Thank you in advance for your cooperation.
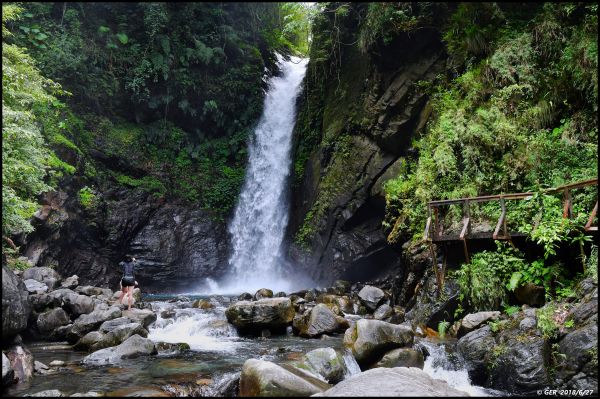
[148,301,240,352]
[216,55,308,294]
[421,341,500,396]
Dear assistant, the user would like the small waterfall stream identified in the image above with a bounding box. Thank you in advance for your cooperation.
[215,54,308,294]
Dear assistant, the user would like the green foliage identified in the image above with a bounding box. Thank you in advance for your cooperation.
[115,174,166,198]
[438,320,450,339]
[536,303,559,340]
[384,3,598,246]
[456,243,528,311]
[78,186,98,210]
[503,305,520,317]
[586,245,598,283]
[442,3,505,65]
[2,4,66,237]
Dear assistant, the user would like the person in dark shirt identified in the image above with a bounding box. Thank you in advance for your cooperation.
[118,255,137,310]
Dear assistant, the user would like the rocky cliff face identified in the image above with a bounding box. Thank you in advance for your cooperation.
[23,180,229,293]
[287,5,447,286]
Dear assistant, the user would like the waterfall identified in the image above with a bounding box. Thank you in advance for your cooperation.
[215,54,308,294]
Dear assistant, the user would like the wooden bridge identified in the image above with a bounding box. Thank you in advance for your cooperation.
[419,178,598,291]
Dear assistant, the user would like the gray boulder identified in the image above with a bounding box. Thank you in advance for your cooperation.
[344,319,414,367]
[90,322,148,351]
[82,334,157,365]
[371,348,424,369]
[2,265,31,341]
[66,306,122,343]
[254,288,274,300]
[22,267,61,289]
[293,304,345,338]
[373,304,393,320]
[313,367,469,396]
[555,322,597,390]
[29,293,60,312]
[357,286,385,311]
[62,293,95,317]
[36,308,70,334]
[33,360,50,375]
[456,325,495,385]
[5,345,34,384]
[73,331,105,351]
[98,317,134,333]
[75,286,104,296]
[240,359,329,396]
[60,275,79,289]
[122,308,157,329]
[238,292,253,301]
[2,352,15,387]
[487,332,550,394]
[225,298,295,335]
[458,311,501,338]
[24,279,49,294]
[299,348,347,384]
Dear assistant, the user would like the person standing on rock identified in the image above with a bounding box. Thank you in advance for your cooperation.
[118,255,137,310]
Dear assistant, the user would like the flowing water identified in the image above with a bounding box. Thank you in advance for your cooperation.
[5,296,344,397]
[6,297,506,397]
[216,54,310,295]
[420,339,504,396]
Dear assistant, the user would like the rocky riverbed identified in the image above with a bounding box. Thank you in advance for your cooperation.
[2,265,597,396]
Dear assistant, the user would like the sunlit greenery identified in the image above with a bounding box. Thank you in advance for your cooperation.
[2,4,65,239]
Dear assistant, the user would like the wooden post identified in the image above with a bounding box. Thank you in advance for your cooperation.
[585,201,598,231]
[563,189,572,218]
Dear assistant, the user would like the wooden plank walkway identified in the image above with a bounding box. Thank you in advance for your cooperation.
[418,178,598,292]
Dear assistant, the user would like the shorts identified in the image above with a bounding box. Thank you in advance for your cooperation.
[121,277,135,287]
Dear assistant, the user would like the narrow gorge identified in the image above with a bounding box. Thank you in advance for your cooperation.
[2,2,597,397]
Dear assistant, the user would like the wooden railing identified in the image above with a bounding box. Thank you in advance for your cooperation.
[421,178,598,293]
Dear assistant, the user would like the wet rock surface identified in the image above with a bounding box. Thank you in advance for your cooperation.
[313,367,469,397]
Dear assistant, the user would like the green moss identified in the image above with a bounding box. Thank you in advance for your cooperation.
[115,173,166,197]
[78,186,98,209]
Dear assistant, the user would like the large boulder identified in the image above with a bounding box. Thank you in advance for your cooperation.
[371,348,424,369]
[22,267,61,290]
[456,325,495,385]
[486,332,550,394]
[313,367,469,396]
[457,311,501,338]
[298,347,347,384]
[29,293,61,312]
[82,334,157,365]
[5,345,34,384]
[254,288,274,300]
[373,304,393,320]
[67,306,122,343]
[122,308,157,330]
[24,279,49,294]
[62,293,95,317]
[225,298,295,335]
[73,331,105,351]
[36,308,70,334]
[2,265,31,341]
[2,352,15,387]
[357,286,385,311]
[293,304,345,338]
[343,319,414,367]
[514,283,545,307]
[90,322,148,352]
[555,322,597,390]
[239,359,329,396]
[60,275,79,289]
[75,286,104,296]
